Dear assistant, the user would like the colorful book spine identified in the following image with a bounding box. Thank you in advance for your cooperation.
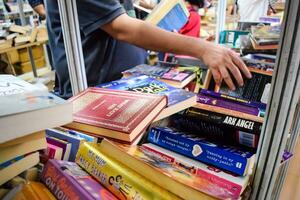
[197,93,260,116]
[147,127,255,176]
[76,142,181,200]
[41,159,117,200]
[186,107,262,134]
[141,143,249,200]
[200,89,266,110]
[46,137,71,161]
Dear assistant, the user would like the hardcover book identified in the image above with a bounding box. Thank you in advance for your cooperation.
[98,75,196,121]
[122,64,196,88]
[0,91,73,144]
[76,142,181,200]
[145,0,189,32]
[46,128,97,162]
[65,88,167,143]
[46,136,72,161]
[98,139,219,200]
[141,143,250,200]
[41,159,117,200]
[147,127,256,176]
[0,152,39,185]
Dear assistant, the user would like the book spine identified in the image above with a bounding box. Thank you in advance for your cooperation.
[41,160,92,200]
[197,94,260,116]
[200,89,266,110]
[141,144,244,199]
[187,107,262,134]
[76,142,180,200]
[147,127,253,176]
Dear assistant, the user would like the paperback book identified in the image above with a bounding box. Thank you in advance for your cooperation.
[122,64,196,88]
[147,127,256,176]
[145,0,189,32]
[76,142,181,200]
[141,143,250,200]
[41,159,117,200]
[98,75,196,121]
[46,136,72,161]
[98,139,217,200]
[46,128,97,162]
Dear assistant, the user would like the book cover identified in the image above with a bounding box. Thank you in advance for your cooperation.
[98,139,219,200]
[193,103,264,123]
[76,142,181,200]
[251,25,281,40]
[147,127,255,176]
[0,91,73,144]
[141,143,250,199]
[0,75,46,97]
[98,75,195,107]
[41,159,117,200]
[146,0,189,32]
[122,64,196,88]
[0,152,39,185]
[45,143,63,160]
[46,128,97,162]
[66,88,167,143]
[197,93,261,116]
[46,136,72,161]
[215,71,272,104]
[170,113,260,148]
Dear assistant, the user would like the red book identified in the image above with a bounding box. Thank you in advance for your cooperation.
[65,88,167,143]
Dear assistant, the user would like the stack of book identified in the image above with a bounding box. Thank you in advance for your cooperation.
[0,75,72,197]
[250,25,281,50]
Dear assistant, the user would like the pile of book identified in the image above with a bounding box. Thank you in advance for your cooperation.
[0,24,47,50]
[250,25,281,50]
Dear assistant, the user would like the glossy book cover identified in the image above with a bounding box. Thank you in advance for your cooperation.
[147,127,255,176]
[98,75,195,107]
[41,159,117,200]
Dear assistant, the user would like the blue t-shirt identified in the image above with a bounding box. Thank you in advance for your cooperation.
[45,0,147,99]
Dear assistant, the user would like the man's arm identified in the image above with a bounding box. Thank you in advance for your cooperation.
[28,0,46,18]
[102,14,251,90]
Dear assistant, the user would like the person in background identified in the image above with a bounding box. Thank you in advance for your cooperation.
[179,0,204,38]
[45,0,252,99]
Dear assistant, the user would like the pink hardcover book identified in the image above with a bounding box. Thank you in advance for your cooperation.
[141,143,250,200]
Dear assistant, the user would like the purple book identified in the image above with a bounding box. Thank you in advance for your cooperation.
[197,93,260,116]
[200,89,266,110]
[46,136,72,161]
[41,159,117,200]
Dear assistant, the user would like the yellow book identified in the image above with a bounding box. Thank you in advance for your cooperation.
[76,142,181,200]
[98,139,217,200]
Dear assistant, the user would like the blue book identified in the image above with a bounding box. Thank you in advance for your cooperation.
[146,0,189,32]
[98,75,196,121]
[147,127,255,176]
[46,128,97,162]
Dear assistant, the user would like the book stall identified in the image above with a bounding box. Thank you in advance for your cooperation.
[0,0,299,200]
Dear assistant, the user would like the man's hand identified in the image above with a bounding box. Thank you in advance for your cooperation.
[102,14,251,90]
[200,41,252,90]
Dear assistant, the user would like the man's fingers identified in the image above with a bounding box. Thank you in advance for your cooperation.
[219,67,236,91]
[230,51,252,79]
[211,69,222,86]
[225,59,244,87]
